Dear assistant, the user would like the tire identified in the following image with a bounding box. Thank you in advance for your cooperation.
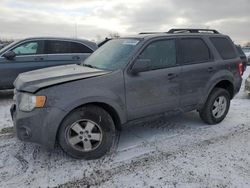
[58,105,116,160]
[199,88,230,125]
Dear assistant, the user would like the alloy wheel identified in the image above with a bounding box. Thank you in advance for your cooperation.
[66,119,103,152]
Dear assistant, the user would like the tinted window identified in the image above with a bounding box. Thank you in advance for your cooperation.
[45,40,71,54]
[70,42,93,53]
[236,46,245,57]
[139,39,176,70]
[210,37,237,60]
[12,41,42,55]
[180,38,210,64]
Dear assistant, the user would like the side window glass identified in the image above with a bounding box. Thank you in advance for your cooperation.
[46,40,71,54]
[180,38,211,64]
[70,42,93,53]
[12,41,40,55]
[139,39,176,70]
[210,37,237,60]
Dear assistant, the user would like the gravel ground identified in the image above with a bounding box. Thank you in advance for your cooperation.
[0,67,249,188]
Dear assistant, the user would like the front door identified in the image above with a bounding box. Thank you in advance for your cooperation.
[125,39,181,120]
[0,40,47,89]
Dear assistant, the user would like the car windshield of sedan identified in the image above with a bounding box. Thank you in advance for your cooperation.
[82,38,140,71]
[0,41,18,54]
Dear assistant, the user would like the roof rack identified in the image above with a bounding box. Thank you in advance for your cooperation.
[138,32,165,35]
[167,29,220,34]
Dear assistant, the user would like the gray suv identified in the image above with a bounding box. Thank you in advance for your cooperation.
[11,29,243,159]
[0,37,97,89]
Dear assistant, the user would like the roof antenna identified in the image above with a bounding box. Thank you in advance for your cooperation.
[74,22,78,39]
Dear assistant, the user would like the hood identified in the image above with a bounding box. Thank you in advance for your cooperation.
[14,64,111,93]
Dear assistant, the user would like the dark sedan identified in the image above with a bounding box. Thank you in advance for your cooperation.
[0,37,97,89]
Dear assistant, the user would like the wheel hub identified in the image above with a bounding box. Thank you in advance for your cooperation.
[66,119,103,152]
[212,96,227,119]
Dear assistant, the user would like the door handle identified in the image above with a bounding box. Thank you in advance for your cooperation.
[34,57,44,61]
[208,67,214,73]
[72,56,80,60]
[167,73,177,80]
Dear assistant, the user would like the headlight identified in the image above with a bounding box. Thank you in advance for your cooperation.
[19,93,46,112]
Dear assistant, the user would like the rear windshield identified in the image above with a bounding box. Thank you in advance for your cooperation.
[210,37,237,60]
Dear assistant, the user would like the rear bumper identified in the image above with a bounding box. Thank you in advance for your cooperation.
[11,104,65,149]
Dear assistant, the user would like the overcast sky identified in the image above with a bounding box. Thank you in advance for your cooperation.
[0,0,249,44]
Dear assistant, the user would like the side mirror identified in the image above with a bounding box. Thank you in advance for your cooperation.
[3,51,16,60]
[131,59,151,74]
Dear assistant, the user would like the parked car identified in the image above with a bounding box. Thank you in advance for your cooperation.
[11,29,243,159]
[242,47,250,65]
[245,74,250,96]
[235,45,247,71]
[0,37,97,89]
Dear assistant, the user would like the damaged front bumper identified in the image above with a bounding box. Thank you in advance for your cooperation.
[10,93,66,149]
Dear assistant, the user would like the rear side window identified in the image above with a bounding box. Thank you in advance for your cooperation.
[70,42,93,53]
[45,40,71,54]
[139,39,176,70]
[210,37,237,60]
[180,38,211,64]
[236,46,245,56]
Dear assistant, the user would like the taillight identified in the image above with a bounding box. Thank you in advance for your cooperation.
[238,62,243,76]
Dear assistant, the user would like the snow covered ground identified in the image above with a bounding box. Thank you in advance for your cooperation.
[0,67,250,188]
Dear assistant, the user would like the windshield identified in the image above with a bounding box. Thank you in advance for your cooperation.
[83,38,140,71]
[0,40,18,54]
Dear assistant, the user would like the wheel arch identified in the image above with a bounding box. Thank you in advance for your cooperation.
[213,80,234,99]
[200,79,234,109]
[56,97,125,137]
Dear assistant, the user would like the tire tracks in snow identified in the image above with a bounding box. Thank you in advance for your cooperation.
[57,123,250,188]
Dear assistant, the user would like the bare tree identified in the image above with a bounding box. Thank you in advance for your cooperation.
[0,37,14,44]
[108,32,120,38]
[244,42,250,47]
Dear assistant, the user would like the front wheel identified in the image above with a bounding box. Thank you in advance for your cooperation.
[58,105,116,159]
[199,88,230,125]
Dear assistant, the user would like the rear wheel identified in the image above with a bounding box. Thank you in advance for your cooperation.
[199,88,230,124]
[58,105,116,159]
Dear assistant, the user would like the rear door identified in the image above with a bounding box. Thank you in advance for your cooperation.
[125,38,181,120]
[44,40,94,66]
[178,37,215,111]
[70,41,94,62]
[44,40,75,66]
[0,40,47,89]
